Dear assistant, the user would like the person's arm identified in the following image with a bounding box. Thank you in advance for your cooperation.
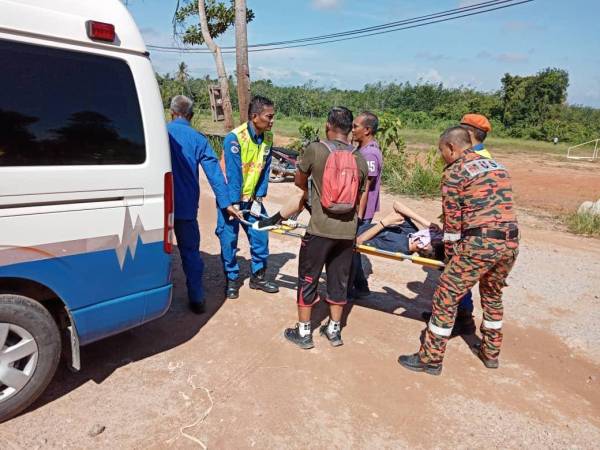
[392,201,433,228]
[294,143,314,191]
[358,177,373,219]
[197,136,231,210]
[356,210,404,245]
[222,133,243,206]
[441,171,463,261]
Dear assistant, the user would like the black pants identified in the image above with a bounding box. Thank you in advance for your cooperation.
[297,233,354,306]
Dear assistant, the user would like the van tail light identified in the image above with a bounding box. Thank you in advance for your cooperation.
[164,172,174,254]
[86,21,116,42]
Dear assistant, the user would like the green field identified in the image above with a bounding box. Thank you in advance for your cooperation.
[187,111,567,156]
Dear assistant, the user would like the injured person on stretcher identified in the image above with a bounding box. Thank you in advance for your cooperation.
[356,201,444,259]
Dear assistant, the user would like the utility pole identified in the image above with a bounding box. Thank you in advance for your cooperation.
[235,0,251,124]
[198,0,234,131]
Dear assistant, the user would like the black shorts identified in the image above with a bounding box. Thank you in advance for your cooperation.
[297,233,354,306]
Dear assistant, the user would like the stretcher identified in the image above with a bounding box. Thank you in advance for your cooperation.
[236,212,445,269]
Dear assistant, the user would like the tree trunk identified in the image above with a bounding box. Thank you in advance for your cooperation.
[235,0,250,124]
[198,0,234,131]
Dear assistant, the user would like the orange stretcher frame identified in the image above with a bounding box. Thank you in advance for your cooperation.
[268,224,445,269]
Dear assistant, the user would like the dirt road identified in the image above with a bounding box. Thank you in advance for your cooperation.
[2,163,600,449]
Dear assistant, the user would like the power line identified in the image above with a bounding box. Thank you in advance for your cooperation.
[147,0,533,54]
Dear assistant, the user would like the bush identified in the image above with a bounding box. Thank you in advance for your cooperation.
[566,212,600,237]
[384,148,443,197]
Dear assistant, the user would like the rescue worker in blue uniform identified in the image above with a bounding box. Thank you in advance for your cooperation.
[167,95,242,314]
[217,96,279,299]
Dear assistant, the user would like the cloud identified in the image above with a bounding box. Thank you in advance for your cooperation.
[458,0,481,7]
[415,51,448,62]
[311,0,342,10]
[477,50,528,64]
[502,20,546,33]
[418,69,443,84]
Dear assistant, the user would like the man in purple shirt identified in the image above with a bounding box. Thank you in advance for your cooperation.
[350,111,383,298]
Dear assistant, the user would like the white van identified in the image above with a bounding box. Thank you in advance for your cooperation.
[0,0,174,421]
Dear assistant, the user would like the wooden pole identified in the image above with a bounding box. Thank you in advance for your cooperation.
[198,0,234,131]
[235,0,250,124]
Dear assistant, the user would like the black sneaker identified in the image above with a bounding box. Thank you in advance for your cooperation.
[189,302,206,315]
[284,325,314,349]
[226,278,241,299]
[471,344,499,369]
[319,324,343,347]
[249,269,279,294]
[397,353,442,376]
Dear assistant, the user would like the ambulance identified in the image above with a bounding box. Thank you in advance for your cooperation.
[0,0,173,421]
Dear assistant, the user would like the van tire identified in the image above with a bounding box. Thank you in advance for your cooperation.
[0,294,61,423]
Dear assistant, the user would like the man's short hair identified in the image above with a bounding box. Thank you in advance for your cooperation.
[248,95,274,117]
[440,126,471,147]
[460,124,487,143]
[360,111,379,134]
[327,106,353,134]
[170,95,194,117]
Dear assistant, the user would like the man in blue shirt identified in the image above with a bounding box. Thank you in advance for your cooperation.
[217,96,279,299]
[168,95,242,314]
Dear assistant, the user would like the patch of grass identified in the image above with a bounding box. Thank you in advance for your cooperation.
[383,148,443,197]
[566,212,600,236]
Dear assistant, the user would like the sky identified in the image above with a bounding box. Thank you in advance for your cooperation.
[127,0,600,107]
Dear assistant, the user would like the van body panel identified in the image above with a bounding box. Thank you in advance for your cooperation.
[0,0,173,350]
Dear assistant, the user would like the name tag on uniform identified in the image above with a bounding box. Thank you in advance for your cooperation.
[464,159,505,177]
[250,200,262,217]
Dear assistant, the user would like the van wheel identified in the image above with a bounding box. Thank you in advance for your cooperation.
[0,294,60,422]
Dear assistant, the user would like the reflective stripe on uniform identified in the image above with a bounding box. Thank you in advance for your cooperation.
[482,319,503,330]
[443,232,461,242]
[428,320,453,337]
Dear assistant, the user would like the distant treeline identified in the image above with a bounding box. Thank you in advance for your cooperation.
[157,67,600,143]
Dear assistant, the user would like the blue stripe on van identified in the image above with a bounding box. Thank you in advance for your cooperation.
[0,238,172,344]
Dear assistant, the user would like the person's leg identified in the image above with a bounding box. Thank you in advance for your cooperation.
[285,234,329,349]
[215,206,241,298]
[322,239,354,346]
[477,247,518,364]
[174,219,205,312]
[399,252,494,375]
[349,219,372,298]
[244,203,279,293]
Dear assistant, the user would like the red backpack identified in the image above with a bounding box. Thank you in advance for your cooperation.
[320,140,360,214]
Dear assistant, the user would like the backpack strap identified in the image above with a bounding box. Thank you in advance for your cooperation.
[320,139,355,153]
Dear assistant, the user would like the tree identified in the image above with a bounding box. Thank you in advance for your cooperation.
[175,61,190,94]
[174,0,254,130]
[501,67,569,131]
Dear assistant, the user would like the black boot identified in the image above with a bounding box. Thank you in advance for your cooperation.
[471,343,499,369]
[249,269,279,293]
[226,278,241,299]
[398,353,442,376]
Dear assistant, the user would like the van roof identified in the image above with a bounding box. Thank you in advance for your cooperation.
[0,0,147,54]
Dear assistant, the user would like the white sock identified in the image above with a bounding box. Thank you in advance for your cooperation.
[327,320,341,335]
[298,321,311,337]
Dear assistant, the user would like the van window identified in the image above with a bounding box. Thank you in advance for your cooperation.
[0,39,145,166]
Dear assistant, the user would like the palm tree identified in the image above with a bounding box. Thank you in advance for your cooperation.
[175,61,190,94]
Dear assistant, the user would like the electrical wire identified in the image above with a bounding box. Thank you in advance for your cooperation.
[147,0,533,54]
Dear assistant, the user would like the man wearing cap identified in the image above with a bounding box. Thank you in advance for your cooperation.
[460,113,492,159]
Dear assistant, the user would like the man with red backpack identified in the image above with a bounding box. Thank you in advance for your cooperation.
[283,107,368,349]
